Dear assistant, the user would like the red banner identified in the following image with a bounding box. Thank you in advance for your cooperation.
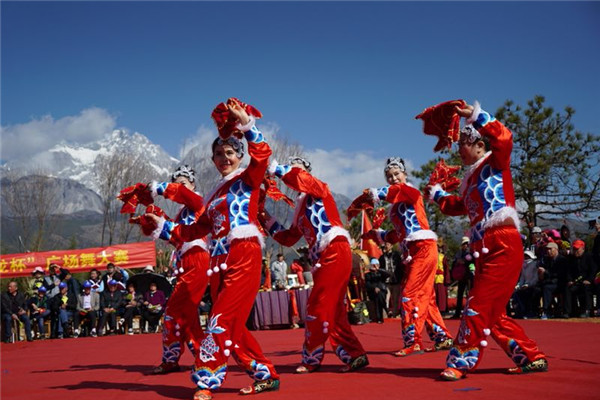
[0,241,157,278]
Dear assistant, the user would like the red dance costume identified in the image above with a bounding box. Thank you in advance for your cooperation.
[149,181,210,368]
[360,183,452,352]
[266,163,367,370]
[155,118,279,391]
[430,104,546,374]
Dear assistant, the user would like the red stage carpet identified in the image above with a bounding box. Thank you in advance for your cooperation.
[2,319,598,400]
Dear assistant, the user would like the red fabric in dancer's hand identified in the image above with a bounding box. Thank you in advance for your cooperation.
[372,207,387,230]
[347,190,375,220]
[263,177,294,207]
[129,204,167,236]
[117,183,154,214]
[428,160,461,192]
[211,97,262,139]
[415,100,466,152]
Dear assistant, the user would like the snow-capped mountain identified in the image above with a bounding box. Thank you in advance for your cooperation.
[2,129,179,194]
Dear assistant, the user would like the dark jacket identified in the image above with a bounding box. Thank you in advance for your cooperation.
[1,291,28,315]
[365,268,390,296]
[50,291,78,313]
[379,250,403,284]
[540,254,569,286]
[100,290,124,310]
[567,252,598,283]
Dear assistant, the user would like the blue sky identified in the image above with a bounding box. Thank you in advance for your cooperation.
[2,1,599,195]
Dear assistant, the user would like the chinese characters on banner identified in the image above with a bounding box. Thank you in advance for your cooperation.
[0,241,156,278]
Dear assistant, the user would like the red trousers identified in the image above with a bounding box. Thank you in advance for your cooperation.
[161,247,209,365]
[401,239,452,347]
[191,239,278,391]
[301,238,366,367]
[446,226,546,371]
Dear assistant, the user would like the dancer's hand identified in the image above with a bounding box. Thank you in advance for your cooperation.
[454,101,474,118]
[227,98,250,126]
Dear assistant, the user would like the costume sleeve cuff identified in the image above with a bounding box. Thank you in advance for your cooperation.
[150,181,163,198]
[272,163,292,178]
[429,183,447,202]
[151,217,174,241]
[236,115,256,133]
[466,101,482,125]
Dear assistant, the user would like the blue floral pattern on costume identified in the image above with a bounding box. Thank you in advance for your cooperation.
[375,186,389,200]
[507,339,530,366]
[162,341,181,363]
[402,323,416,346]
[302,345,325,366]
[248,360,272,380]
[446,346,479,370]
[199,314,226,363]
[335,345,352,364]
[192,364,227,390]
[428,323,448,343]
[245,125,264,143]
[273,164,292,178]
[302,196,332,262]
[478,165,506,218]
[228,180,251,229]
[391,203,422,236]
[456,296,478,345]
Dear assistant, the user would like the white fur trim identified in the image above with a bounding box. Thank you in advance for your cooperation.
[151,216,166,240]
[150,180,160,199]
[368,188,380,204]
[484,206,521,231]
[205,168,245,204]
[404,229,438,242]
[236,115,256,132]
[268,160,279,176]
[179,239,208,256]
[460,151,491,195]
[428,183,444,202]
[317,226,351,253]
[228,224,265,249]
[466,101,482,125]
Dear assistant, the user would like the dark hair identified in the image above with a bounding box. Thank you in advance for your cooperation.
[478,136,491,151]
[277,253,283,258]
[107,263,116,269]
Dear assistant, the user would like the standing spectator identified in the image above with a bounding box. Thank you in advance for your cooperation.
[538,242,569,319]
[51,282,77,339]
[2,281,33,342]
[270,253,288,290]
[74,281,100,338]
[260,259,271,291]
[530,227,545,259]
[565,239,597,318]
[29,266,48,297]
[591,217,600,316]
[63,271,81,299]
[378,241,403,317]
[98,280,124,336]
[364,258,390,323]
[141,282,166,333]
[298,249,313,286]
[28,286,52,339]
[122,282,143,335]
[513,251,540,318]
[451,237,474,319]
[290,259,306,285]
[102,263,130,288]
[560,224,572,245]
[86,269,105,294]
[434,239,450,315]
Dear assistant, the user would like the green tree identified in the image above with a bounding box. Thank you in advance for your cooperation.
[496,96,600,225]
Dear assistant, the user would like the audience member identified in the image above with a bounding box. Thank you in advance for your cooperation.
[451,237,474,319]
[122,282,143,335]
[74,281,100,338]
[434,239,450,314]
[538,242,569,319]
[98,280,124,336]
[28,286,52,339]
[1,281,33,342]
[364,258,390,324]
[378,241,404,317]
[513,251,540,318]
[51,282,77,339]
[565,239,597,318]
[141,282,166,333]
[29,266,48,297]
[102,263,129,288]
[260,259,272,291]
[86,269,105,293]
[270,253,288,290]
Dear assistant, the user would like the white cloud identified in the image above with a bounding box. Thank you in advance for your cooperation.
[1,107,116,161]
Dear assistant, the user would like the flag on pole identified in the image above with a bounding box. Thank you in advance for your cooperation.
[360,210,383,259]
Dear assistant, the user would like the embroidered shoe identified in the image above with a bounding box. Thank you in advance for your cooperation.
[394,344,424,357]
[239,378,280,395]
[193,389,212,400]
[424,338,454,352]
[507,358,548,374]
[151,362,181,375]
[439,367,466,381]
[295,364,320,374]
[339,354,369,373]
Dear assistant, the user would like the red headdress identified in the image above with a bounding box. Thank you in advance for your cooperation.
[415,99,466,152]
[211,97,262,139]
[117,183,154,214]
[428,159,461,192]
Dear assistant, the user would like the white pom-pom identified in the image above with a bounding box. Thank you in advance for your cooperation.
[323,321,329,327]
[482,247,489,254]
[224,349,231,357]
[413,313,419,319]
[405,256,413,263]
[234,344,240,349]
[213,266,220,273]
[473,251,480,259]
[465,254,473,261]
[175,324,180,329]
[175,331,181,337]
[315,263,322,269]
[225,340,232,347]
[483,328,491,336]
[220,263,227,271]
[207,269,213,276]
[323,328,329,334]
[480,340,488,347]
[179,267,184,273]
[414,307,419,312]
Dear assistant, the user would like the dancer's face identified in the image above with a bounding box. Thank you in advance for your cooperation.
[385,166,406,185]
[175,176,195,191]
[213,144,241,177]
[458,139,486,166]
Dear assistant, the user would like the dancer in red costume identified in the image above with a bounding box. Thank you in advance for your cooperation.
[427,100,547,380]
[348,158,453,357]
[148,99,279,400]
[263,156,368,373]
[147,166,210,375]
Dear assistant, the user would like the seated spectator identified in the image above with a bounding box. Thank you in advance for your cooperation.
[28,286,52,339]
[365,258,390,324]
[141,282,166,333]
[565,239,598,318]
[1,281,33,342]
[98,280,124,336]
[122,282,143,335]
[513,251,540,318]
[51,282,77,339]
[74,281,100,338]
[86,269,105,294]
[47,264,69,300]
[538,242,569,319]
